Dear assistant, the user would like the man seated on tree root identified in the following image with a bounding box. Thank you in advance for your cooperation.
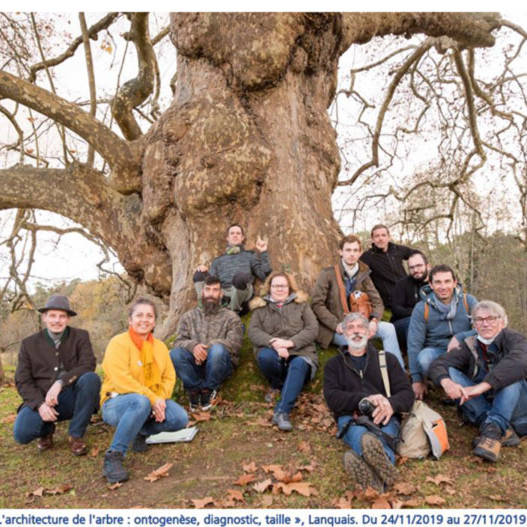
[429,300,527,462]
[193,223,272,315]
[311,234,405,368]
[13,295,101,456]
[171,275,243,411]
[324,313,414,492]
[407,264,477,400]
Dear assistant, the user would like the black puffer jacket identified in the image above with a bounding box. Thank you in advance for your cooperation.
[324,342,414,420]
[429,328,527,391]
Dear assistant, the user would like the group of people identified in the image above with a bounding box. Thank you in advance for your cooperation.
[12,223,527,492]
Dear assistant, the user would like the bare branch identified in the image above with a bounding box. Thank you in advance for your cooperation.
[28,13,120,83]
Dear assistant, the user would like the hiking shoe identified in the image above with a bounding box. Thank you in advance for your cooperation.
[272,412,293,432]
[502,428,520,447]
[361,433,398,488]
[103,450,129,483]
[37,433,54,452]
[188,390,201,412]
[472,427,520,448]
[473,422,502,462]
[343,449,383,492]
[132,434,149,453]
[68,436,88,456]
[201,389,217,411]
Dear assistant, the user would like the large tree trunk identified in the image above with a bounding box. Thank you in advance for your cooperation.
[146,14,346,336]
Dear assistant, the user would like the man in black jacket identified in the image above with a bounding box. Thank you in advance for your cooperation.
[429,300,527,462]
[13,295,100,455]
[391,250,430,350]
[360,224,414,311]
[324,313,414,491]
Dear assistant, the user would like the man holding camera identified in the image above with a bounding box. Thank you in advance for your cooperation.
[323,313,414,491]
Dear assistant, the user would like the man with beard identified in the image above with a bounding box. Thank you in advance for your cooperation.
[193,224,272,314]
[324,313,414,491]
[391,250,430,351]
[170,276,243,411]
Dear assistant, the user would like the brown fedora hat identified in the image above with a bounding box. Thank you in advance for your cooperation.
[38,295,77,317]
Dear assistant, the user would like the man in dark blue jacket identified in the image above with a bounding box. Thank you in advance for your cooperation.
[429,300,527,462]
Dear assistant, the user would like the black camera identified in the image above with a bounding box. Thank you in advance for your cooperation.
[358,397,376,417]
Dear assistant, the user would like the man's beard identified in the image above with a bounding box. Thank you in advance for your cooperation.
[346,333,369,350]
[203,298,221,315]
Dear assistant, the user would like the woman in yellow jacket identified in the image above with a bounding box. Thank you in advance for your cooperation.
[101,297,188,483]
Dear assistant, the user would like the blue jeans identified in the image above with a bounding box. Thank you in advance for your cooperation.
[337,415,400,464]
[449,367,527,435]
[332,321,405,370]
[170,344,233,391]
[256,347,311,415]
[102,393,188,455]
[13,372,101,443]
[416,346,445,378]
[393,317,411,351]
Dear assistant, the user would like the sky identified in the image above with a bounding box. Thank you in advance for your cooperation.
[1,8,526,291]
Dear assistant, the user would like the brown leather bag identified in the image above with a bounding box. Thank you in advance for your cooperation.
[334,265,373,319]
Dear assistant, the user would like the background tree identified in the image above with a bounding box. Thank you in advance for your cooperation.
[0,12,517,337]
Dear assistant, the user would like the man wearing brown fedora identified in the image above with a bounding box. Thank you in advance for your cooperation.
[14,295,101,455]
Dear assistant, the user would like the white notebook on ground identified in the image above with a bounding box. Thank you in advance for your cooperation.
[145,426,199,444]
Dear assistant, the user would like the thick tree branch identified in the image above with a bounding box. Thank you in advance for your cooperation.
[0,70,139,174]
[111,13,157,140]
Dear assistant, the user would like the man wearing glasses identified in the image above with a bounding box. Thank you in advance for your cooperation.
[390,250,430,351]
[429,300,527,462]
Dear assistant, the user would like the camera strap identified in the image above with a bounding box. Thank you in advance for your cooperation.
[337,416,399,452]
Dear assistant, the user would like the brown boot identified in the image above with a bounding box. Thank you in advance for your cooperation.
[473,423,502,462]
[37,433,54,452]
[68,436,88,456]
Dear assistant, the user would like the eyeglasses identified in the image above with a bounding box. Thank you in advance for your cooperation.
[473,316,500,325]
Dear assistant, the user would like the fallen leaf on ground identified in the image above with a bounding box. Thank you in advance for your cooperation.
[298,462,316,473]
[390,499,404,509]
[192,412,212,422]
[397,456,409,466]
[274,482,318,497]
[393,482,417,495]
[403,498,421,508]
[260,495,273,507]
[253,479,273,493]
[426,474,453,486]
[489,495,507,502]
[108,483,122,490]
[191,497,215,508]
[227,489,244,502]
[298,441,311,454]
[363,487,380,500]
[372,497,392,509]
[27,487,44,497]
[144,463,173,482]
[234,473,256,486]
[242,461,258,473]
[89,447,100,457]
[333,496,353,509]
[47,484,73,495]
[425,495,446,506]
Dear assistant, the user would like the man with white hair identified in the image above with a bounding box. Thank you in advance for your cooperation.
[324,313,414,491]
[429,300,527,462]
